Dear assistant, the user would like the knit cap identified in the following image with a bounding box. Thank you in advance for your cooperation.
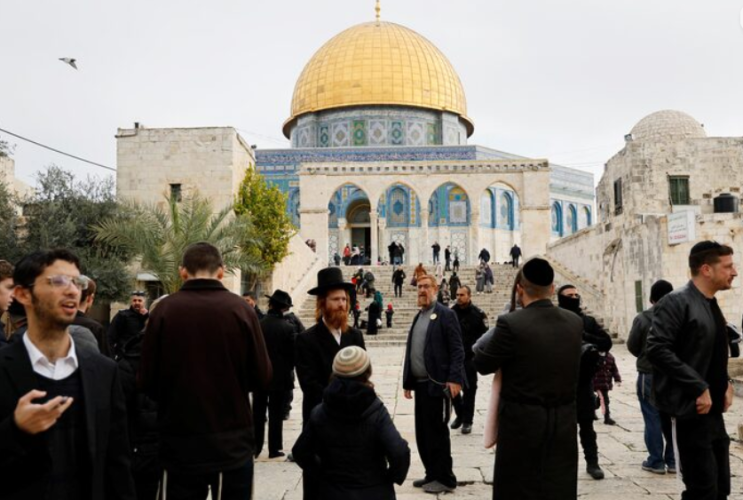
[332,346,371,378]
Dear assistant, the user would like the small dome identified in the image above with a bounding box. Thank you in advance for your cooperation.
[284,21,472,138]
[630,110,706,142]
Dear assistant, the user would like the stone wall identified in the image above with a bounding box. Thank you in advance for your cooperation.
[264,234,323,308]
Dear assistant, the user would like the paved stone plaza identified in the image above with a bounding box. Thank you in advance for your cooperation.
[255,343,743,499]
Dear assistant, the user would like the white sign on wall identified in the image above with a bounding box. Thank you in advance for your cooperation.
[667,210,696,245]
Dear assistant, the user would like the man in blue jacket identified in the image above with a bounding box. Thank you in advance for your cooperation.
[403,274,465,494]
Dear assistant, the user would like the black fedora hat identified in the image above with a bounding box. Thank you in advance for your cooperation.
[307,267,355,296]
[265,289,293,309]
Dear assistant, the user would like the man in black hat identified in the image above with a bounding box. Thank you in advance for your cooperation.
[647,241,736,499]
[108,290,148,357]
[474,258,583,500]
[557,283,612,480]
[295,267,366,499]
[254,290,296,459]
[627,279,676,475]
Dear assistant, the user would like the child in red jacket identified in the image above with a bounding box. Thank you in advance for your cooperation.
[593,352,621,425]
[385,303,394,328]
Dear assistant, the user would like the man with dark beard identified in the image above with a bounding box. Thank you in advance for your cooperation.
[558,284,613,480]
[0,249,135,499]
[108,291,148,357]
[295,267,366,500]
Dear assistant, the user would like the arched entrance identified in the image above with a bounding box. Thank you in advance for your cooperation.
[347,199,371,261]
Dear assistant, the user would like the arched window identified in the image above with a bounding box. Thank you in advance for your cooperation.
[499,192,514,230]
[481,190,494,228]
[584,207,592,227]
[551,202,563,236]
[568,205,578,234]
[428,191,440,227]
[388,186,409,227]
[447,185,469,225]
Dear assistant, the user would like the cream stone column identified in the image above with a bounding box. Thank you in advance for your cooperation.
[378,217,387,263]
[470,209,481,263]
[370,209,379,265]
[520,169,551,257]
[338,219,349,249]
[419,211,429,264]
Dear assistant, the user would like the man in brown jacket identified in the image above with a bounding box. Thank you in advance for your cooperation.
[140,242,272,500]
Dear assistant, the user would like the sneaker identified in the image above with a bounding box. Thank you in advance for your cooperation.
[462,423,472,435]
[586,464,605,480]
[604,417,616,426]
[667,465,677,474]
[641,461,666,475]
[413,478,433,488]
[423,481,455,494]
[450,417,463,430]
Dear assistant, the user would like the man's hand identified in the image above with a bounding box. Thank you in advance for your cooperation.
[696,388,712,414]
[404,390,413,400]
[14,390,74,435]
[140,308,149,316]
[447,382,462,399]
[724,382,734,413]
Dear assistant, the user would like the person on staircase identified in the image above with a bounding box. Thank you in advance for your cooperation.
[392,266,406,298]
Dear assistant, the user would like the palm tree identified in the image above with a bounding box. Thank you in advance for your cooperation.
[93,194,265,294]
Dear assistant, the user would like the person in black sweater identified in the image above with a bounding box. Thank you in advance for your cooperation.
[293,346,410,500]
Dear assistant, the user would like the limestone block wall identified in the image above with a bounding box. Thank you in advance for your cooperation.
[266,234,323,308]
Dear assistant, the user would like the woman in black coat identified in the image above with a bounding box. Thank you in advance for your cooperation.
[293,347,410,500]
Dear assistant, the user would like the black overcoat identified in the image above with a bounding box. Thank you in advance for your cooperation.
[473,299,582,500]
[259,310,296,391]
[0,340,136,500]
[295,321,365,422]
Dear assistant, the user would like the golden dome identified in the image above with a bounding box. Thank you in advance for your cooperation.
[284,21,473,138]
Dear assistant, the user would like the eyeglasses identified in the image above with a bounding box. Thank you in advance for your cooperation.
[31,275,90,291]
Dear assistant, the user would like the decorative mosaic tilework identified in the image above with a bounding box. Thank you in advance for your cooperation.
[298,127,311,148]
[390,121,404,145]
[451,230,468,265]
[328,232,339,261]
[369,120,387,146]
[319,125,330,147]
[332,123,350,147]
[450,201,468,224]
[426,123,439,145]
[353,120,367,146]
[407,122,425,146]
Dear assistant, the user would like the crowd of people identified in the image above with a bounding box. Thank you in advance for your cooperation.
[0,239,738,499]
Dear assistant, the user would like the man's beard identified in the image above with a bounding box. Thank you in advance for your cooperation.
[324,306,348,331]
[31,292,75,335]
[417,293,433,308]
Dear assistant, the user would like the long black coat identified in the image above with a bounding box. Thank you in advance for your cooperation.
[293,378,410,500]
[0,340,136,500]
[473,299,583,500]
[260,310,296,391]
[295,321,365,422]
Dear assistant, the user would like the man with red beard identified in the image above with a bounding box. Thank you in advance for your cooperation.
[0,249,135,499]
[295,267,366,499]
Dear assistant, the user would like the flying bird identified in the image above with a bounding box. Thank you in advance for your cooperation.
[59,58,78,70]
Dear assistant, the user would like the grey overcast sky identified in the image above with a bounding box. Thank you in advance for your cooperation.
[2,0,742,186]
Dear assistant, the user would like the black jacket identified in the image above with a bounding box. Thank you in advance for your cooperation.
[647,281,730,418]
[259,310,296,391]
[451,302,488,361]
[576,313,612,418]
[627,308,654,373]
[0,340,136,500]
[449,275,461,295]
[392,269,406,285]
[74,311,110,357]
[295,321,366,422]
[402,302,466,397]
[292,378,410,500]
[108,308,148,356]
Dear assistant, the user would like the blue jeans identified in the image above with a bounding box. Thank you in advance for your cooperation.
[637,373,675,469]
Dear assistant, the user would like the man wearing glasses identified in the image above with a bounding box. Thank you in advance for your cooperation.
[0,249,135,499]
[108,290,149,357]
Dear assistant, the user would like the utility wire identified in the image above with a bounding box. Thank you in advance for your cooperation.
[0,127,116,172]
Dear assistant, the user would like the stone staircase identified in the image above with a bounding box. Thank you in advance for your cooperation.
[296,264,519,345]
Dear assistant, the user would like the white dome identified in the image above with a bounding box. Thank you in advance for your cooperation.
[630,110,706,142]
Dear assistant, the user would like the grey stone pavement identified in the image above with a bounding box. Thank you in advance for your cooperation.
[255,344,743,499]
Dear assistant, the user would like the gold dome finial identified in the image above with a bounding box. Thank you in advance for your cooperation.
[375,0,381,22]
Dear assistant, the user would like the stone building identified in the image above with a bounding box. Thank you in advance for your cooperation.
[547,110,743,336]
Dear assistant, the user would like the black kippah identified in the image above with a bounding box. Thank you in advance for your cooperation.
[522,258,554,286]
[689,240,721,256]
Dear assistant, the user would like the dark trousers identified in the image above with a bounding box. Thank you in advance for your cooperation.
[578,417,599,465]
[394,283,403,297]
[253,390,287,456]
[637,373,675,469]
[135,469,161,500]
[445,259,451,271]
[433,252,439,264]
[598,388,611,418]
[675,413,730,500]
[415,381,457,488]
[512,256,520,268]
[161,461,253,500]
[452,361,478,424]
